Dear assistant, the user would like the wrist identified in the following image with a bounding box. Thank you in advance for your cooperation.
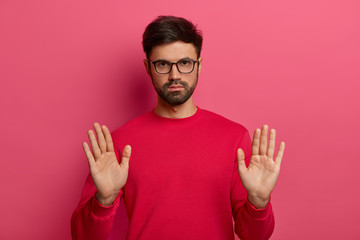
[247,193,270,209]
[95,192,118,207]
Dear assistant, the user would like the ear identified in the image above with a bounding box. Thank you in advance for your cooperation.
[143,59,151,76]
[197,57,203,76]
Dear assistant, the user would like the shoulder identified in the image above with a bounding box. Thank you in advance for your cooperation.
[111,110,152,137]
[200,108,248,134]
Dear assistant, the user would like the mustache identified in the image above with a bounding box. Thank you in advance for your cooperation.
[163,81,188,88]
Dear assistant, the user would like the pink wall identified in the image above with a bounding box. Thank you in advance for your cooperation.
[1,0,359,239]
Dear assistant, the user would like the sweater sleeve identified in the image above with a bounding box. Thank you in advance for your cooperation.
[231,130,275,240]
[70,134,123,240]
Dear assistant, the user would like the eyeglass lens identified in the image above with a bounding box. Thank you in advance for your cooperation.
[154,59,195,74]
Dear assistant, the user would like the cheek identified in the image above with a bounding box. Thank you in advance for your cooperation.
[185,73,198,84]
[152,76,167,88]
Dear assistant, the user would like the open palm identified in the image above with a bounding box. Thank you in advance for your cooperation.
[237,125,285,208]
[82,123,131,206]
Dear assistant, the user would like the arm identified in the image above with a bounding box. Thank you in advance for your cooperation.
[232,125,285,239]
[70,174,122,240]
[71,123,131,240]
[231,130,275,240]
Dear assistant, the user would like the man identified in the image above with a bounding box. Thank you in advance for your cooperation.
[71,16,285,240]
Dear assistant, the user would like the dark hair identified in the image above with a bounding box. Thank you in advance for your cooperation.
[142,16,203,59]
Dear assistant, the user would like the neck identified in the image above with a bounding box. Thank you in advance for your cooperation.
[154,96,197,119]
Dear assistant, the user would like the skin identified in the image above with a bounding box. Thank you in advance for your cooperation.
[238,126,285,208]
[83,41,285,208]
[144,41,202,119]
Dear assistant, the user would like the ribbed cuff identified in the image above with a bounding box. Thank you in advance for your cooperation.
[90,190,122,218]
[245,198,272,220]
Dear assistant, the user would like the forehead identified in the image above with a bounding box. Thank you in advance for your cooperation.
[150,41,197,61]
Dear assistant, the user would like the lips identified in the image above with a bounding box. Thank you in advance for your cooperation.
[169,84,184,88]
[168,84,184,91]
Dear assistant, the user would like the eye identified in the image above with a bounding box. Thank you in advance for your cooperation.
[157,61,169,68]
[180,60,191,66]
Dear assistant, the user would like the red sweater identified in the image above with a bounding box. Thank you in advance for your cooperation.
[71,107,274,240]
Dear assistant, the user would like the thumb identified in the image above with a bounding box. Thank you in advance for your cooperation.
[237,148,247,175]
[120,145,131,167]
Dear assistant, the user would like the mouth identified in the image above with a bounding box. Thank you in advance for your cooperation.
[168,84,184,92]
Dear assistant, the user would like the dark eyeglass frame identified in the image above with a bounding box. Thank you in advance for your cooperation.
[147,58,199,74]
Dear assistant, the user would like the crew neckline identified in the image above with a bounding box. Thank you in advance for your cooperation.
[150,106,202,124]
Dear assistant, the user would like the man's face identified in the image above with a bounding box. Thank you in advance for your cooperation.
[144,41,202,106]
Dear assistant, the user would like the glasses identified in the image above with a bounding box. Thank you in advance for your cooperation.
[148,58,198,74]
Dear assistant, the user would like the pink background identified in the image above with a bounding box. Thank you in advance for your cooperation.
[1,0,359,239]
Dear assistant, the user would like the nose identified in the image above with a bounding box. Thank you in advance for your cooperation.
[168,63,181,81]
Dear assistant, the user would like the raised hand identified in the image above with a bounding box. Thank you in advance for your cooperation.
[237,125,285,209]
[82,122,131,206]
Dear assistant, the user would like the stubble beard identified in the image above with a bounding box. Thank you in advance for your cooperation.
[151,71,198,106]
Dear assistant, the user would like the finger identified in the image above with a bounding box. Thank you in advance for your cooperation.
[102,125,115,152]
[275,141,285,166]
[82,142,95,168]
[259,125,268,155]
[252,128,260,155]
[120,145,132,167]
[237,148,247,175]
[94,122,106,153]
[88,130,101,159]
[267,129,276,159]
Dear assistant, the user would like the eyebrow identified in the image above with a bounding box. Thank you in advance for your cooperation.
[153,57,195,62]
